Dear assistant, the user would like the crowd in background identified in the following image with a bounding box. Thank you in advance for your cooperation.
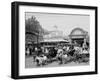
[25,42,89,57]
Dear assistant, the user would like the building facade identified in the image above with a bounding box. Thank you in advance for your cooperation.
[69,28,89,47]
[41,29,68,47]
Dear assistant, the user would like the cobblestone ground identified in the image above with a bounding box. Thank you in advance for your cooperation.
[25,56,89,68]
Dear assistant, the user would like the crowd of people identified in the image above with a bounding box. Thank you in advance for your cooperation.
[25,42,89,66]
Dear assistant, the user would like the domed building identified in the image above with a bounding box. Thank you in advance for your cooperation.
[40,27,68,47]
[69,28,89,47]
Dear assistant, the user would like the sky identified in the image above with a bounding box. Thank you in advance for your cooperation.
[25,12,90,36]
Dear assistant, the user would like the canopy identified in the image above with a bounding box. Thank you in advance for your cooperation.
[41,38,69,43]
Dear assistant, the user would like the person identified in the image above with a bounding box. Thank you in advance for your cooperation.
[35,47,38,55]
[35,47,38,51]
[29,47,32,55]
[82,48,89,54]
[57,46,63,54]
[50,47,57,58]
[76,46,82,54]
[63,46,66,50]
[38,47,42,56]
[26,47,30,55]
[54,47,58,56]
[68,45,75,56]
[57,47,63,64]
[45,48,49,55]
[82,39,88,50]
[41,46,45,53]
[66,46,69,51]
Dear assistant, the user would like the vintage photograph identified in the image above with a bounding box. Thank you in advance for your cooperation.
[11,2,97,79]
[25,12,90,68]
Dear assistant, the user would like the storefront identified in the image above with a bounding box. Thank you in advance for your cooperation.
[69,28,89,47]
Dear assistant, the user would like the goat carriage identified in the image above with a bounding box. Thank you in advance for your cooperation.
[33,44,89,66]
[33,45,58,66]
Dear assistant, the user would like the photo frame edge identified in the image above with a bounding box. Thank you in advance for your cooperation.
[11,1,98,79]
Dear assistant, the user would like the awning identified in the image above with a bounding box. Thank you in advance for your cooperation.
[41,39,69,43]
